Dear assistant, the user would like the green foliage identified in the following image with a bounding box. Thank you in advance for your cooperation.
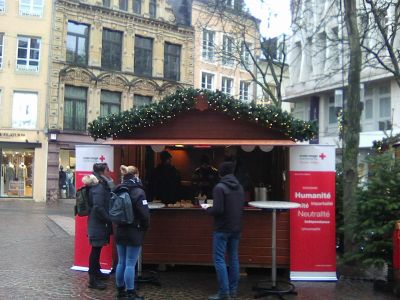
[88,88,318,141]
[350,151,400,268]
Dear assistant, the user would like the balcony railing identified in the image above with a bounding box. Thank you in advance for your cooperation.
[19,8,42,17]
[16,64,39,72]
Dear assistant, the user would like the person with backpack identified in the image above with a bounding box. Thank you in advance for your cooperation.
[113,165,150,300]
[86,163,113,290]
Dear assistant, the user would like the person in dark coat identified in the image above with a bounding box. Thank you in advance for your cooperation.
[114,165,150,300]
[148,150,181,204]
[85,163,113,290]
[192,155,219,200]
[59,166,67,197]
[203,162,245,300]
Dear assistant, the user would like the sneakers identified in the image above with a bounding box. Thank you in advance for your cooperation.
[208,294,231,300]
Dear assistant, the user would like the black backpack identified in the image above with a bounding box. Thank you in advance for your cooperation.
[109,187,134,225]
[75,186,90,216]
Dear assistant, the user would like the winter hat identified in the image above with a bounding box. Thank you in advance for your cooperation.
[219,162,235,177]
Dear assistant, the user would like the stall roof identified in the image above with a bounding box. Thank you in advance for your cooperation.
[103,138,295,146]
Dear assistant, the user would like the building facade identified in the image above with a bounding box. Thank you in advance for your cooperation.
[286,0,400,174]
[0,0,52,201]
[47,0,194,202]
[192,0,259,102]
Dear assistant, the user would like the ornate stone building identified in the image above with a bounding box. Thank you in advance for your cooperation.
[47,0,194,202]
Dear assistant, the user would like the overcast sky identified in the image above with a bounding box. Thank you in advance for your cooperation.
[244,0,291,37]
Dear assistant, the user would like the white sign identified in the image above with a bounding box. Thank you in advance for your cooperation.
[290,145,335,172]
[12,92,38,129]
[76,145,114,172]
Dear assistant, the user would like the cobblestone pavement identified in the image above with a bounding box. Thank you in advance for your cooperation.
[0,199,398,300]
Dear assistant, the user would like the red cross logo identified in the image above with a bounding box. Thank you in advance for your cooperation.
[99,155,106,162]
[319,153,327,160]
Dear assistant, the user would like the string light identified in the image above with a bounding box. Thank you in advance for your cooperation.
[88,88,318,141]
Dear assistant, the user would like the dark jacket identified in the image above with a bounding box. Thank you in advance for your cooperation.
[114,177,150,246]
[87,173,112,247]
[192,165,219,199]
[207,174,245,233]
[149,163,181,204]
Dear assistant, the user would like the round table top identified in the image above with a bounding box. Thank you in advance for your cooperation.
[248,201,301,210]
[148,202,166,209]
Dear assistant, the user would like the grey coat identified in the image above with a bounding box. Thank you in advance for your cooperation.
[87,174,112,247]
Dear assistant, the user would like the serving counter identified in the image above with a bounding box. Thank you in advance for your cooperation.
[142,206,290,268]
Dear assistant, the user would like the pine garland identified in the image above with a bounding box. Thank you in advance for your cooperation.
[88,88,318,141]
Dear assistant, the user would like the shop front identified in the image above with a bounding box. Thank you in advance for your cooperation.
[0,129,48,201]
[76,89,322,271]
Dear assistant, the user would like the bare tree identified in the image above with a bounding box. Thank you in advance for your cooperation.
[360,0,400,87]
[193,0,288,107]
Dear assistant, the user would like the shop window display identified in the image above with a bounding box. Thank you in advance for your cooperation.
[1,149,34,197]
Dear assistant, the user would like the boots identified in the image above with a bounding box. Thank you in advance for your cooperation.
[126,289,144,300]
[96,271,110,280]
[116,286,127,299]
[88,274,107,290]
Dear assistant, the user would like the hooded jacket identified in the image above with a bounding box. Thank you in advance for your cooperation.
[85,173,112,247]
[207,174,245,233]
[113,176,150,246]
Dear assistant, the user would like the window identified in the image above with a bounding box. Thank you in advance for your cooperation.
[224,0,234,9]
[100,90,121,117]
[0,0,5,12]
[378,84,391,129]
[202,30,215,62]
[240,81,250,101]
[134,36,153,77]
[221,77,233,96]
[134,94,152,107]
[12,92,38,129]
[201,72,214,90]
[16,36,41,72]
[19,0,43,17]
[240,42,252,68]
[119,0,128,11]
[64,86,87,131]
[133,0,141,14]
[102,29,122,71]
[149,0,156,18]
[222,35,234,66]
[365,99,373,119]
[66,21,89,65]
[328,96,337,124]
[0,33,3,69]
[164,42,181,81]
[102,0,110,7]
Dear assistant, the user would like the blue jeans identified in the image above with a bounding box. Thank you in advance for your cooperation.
[116,244,141,290]
[212,231,241,295]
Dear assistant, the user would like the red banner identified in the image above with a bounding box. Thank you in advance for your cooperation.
[71,145,115,272]
[289,146,337,281]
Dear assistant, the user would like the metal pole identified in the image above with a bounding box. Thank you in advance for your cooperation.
[272,209,277,287]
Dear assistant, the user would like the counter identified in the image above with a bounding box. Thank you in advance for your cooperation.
[142,206,290,268]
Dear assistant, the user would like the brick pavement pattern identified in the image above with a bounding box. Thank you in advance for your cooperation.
[0,200,397,300]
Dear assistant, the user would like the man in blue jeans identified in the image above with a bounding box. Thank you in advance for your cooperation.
[203,162,245,300]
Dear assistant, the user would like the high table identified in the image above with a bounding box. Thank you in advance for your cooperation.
[248,201,300,299]
[135,202,165,287]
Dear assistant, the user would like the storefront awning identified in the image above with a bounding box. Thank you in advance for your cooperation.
[103,139,295,146]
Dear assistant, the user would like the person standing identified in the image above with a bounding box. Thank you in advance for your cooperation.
[191,155,219,200]
[114,165,150,300]
[59,166,67,198]
[203,162,245,300]
[148,150,181,204]
[86,163,113,290]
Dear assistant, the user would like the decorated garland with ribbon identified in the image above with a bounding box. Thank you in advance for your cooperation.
[88,88,318,141]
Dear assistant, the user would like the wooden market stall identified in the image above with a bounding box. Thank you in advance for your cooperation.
[91,90,316,268]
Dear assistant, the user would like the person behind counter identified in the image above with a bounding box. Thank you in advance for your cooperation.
[192,155,219,200]
[148,150,181,204]
[114,165,150,300]
[203,162,245,300]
